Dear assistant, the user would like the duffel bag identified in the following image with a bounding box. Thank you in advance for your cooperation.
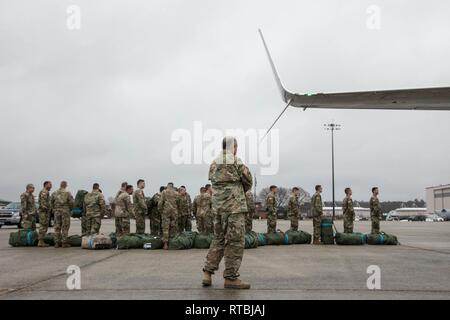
[82,234,112,250]
[284,230,312,245]
[367,232,398,245]
[193,233,214,249]
[256,233,267,246]
[169,231,197,250]
[335,232,367,245]
[245,231,259,249]
[265,231,285,245]
[9,229,38,247]
[321,217,335,244]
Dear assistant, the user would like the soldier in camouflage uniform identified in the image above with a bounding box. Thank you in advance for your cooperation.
[244,190,255,233]
[115,185,134,236]
[83,183,106,236]
[114,182,127,235]
[37,181,52,247]
[148,186,164,236]
[288,187,300,231]
[202,137,253,289]
[51,181,74,248]
[265,186,278,233]
[203,184,214,233]
[342,187,355,233]
[311,185,323,244]
[193,187,205,232]
[133,179,147,234]
[20,184,37,230]
[158,182,181,249]
[178,186,192,232]
[370,187,382,234]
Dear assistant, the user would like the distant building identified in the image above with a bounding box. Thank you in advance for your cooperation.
[322,207,371,219]
[426,184,450,214]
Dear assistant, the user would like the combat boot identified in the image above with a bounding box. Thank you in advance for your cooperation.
[313,240,321,245]
[61,243,71,248]
[224,278,251,290]
[163,242,168,250]
[38,240,49,247]
[202,271,212,287]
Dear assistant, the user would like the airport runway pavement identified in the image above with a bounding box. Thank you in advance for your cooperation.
[0,219,449,299]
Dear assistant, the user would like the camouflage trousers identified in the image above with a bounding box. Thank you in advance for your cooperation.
[371,212,381,234]
[54,209,71,245]
[267,212,277,233]
[203,211,245,280]
[343,211,355,233]
[86,214,101,235]
[21,213,36,230]
[38,209,50,240]
[312,213,322,241]
[178,215,192,233]
[150,210,162,236]
[288,212,299,231]
[245,211,253,233]
[161,211,177,243]
[81,214,88,236]
[135,209,146,234]
[197,214,214,233]
[115,217,130,237]
[196,215,205,233]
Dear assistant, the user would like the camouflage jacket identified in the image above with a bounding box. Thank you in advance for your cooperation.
[158,187,180,215]
[311,192,323,216]
[51,188,74,211]
[196,193,212,217]
[20,192,36,215]
[245,191,256,214]
[342,196,354,215]
[179,193,192,216]
[38,189,51,212]
[265,192,277,214]
[116,192,133,218]
[83,190,106,217]
[148,193,161,215]
[288,193,299,215]
[133,189,147,212]
[208,151,252,214]
[370,196,382,216]
[192,194,201,217]
[115,189,125,203]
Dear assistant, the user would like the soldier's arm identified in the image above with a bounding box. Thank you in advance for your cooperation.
[236,160,253,191]
[315,196,323,214]
[138,191,147,210]
[20,194,27,214]
[68,193,74,210]
[157,193,165,212]
[99,194,106,214]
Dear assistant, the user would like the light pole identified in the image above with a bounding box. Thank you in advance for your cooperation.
[324,122,341,221]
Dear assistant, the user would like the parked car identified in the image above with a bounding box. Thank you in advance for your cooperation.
[426,214,444,222]
[0,202,54,228]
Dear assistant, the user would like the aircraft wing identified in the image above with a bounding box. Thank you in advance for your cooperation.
[259,29,450,111]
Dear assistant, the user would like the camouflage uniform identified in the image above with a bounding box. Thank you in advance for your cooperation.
[288,193,300,231]
[342,195,355,233]
[178,193,192,232]
[265,192,277,233]
[115,192,133,236]
[83,190,106,235]
[196,193,213,233]
[193,194,202,231]
[244,190,255,233]
[51,188,74,245]
[311,192,323,241]
[158,186,180,243]
[370,195,382,234]
[203,150,252,280]
[133,188,147,234]
[20,192,36,230]
[148,192,162,236]
[114,189,125,235]
[37,189,51,240]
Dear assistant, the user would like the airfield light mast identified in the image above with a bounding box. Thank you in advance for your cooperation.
[324,122,341,221]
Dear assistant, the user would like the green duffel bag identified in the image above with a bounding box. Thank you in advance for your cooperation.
[335,232,367,245]
[265,231,285,245]
[43,233,56,246]
[321,217,335,245]
[142,234,163,250]
[284,230,312,245]
[245,231,259,249]
[117,234,144,249]
[109,232,117,247]
[169,231,197,250]
[194,233,214,249]
[9,229,38,247]
[256,233,267,246]
[367,232,398,245]
[67,235,82,247]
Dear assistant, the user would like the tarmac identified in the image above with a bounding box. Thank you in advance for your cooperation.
[0,219,449,300]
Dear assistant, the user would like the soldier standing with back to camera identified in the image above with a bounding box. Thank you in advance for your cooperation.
[51,181,74,248]
[244,190,255,233]
[37,181,52,247]
[288,187,300,231]
[178,186,192,232]
[20,184,37,230]
[265,185,278,233]
[115,185,134,236]
[158,182,181,250]
[83,183,106,236]
[311,185,323,244]
[370,187,382,234]
[202,136,253,289]
[114,182,128,234]
[342,187,355,233]
[133,179,147,234]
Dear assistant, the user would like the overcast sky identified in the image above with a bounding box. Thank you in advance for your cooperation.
[1,0,449,203]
